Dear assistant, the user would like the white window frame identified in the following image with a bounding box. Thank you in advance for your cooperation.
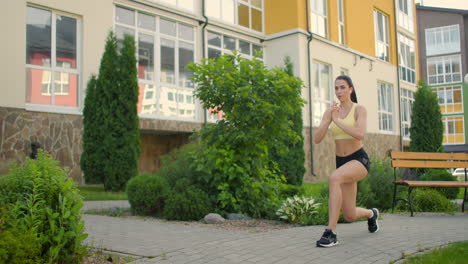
[25,6,81,113]
[427,55,462,85]
[398,34,416,84]
[206,31,263,60]
[425,24,460,56]
[433,85,464,114]
[377,81,394,133]
[312,61,332,126]
[205,0,264,33]
[401,88,414,139]
[443,116,465,145]
[311,0,328,38]
[374,10,390,62]
[337,0,345,44]
[396,0,414,33]
[114,6,198,121]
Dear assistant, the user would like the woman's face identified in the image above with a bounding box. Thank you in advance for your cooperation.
[335,79,353,102]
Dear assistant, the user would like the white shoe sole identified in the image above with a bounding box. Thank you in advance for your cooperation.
[317,241,339,248]
[369,208,379,233]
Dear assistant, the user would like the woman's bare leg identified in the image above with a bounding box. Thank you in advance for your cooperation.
[328,160,370,231]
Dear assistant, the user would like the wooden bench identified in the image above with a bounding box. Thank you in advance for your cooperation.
[391,151,468,216]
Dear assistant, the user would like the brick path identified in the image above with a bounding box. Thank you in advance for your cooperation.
[82,202,467,264]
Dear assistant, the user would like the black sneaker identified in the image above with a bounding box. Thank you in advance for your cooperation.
[316,229,338,247]
[368,208,379,233]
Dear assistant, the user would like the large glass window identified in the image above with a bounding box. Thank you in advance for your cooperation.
[26,6,79,108]
[206,0,263,32]
[115,6,196,120]
[401,89,414,138]
[398,34,416,84]
[377,81,394,132]
[374,10,390,62]
[337,0,345,44]
[311,0,328,38]
[425,25,460,56]
[397,0,414,33]
[207,31,263,60]
[443,116,465,145]
[427,55,462,85]
[433,85,463,114]
[312,61,332,126]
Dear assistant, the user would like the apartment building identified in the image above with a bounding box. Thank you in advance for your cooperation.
[0,0,418,182]
[417,5,468,152]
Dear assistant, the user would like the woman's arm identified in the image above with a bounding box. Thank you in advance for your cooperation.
[314,108,333,144]
[331,105,367,140]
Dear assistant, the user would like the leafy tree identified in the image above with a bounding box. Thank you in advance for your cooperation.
[81,32,140,191]
[409,81,443,153]
[187,53,304,217]
[268,56,305,186]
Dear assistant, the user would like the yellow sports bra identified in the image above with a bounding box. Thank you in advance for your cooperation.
[329,103,357,140]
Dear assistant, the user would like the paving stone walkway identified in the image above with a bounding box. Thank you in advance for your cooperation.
[82,201,467,264]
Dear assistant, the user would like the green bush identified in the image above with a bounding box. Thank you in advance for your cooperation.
[0,150,87,264]
[126,174,169,216]
[420,169,459,200]
[357,157,405,211]
[411,189,456,213]
[276,196,320,224]
[158,143,199,189]
[0,228,42,264]
[163,179,212,221]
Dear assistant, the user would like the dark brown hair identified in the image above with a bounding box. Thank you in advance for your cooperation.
[336,75,357,103]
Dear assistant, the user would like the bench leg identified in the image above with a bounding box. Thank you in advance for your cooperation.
[463,187,467,213]
[408,187,415,217]
[392,183,397,213]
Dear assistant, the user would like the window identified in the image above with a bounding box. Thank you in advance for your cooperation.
[206,0,263,32]
[149,0,194,11]
[337,0,345,44]
[374,10,390,62]
[312,61,332,126]
[433,85,463,114]
[398,34,416,84]
[377,81,394,132]
[401,89,414,138]
[26,6,80,107]
[115,6,196,119]
[311,0,328,38]
[427,55,462,85]
[425,25,460,56]
[397,0,414,33]
[207,31,263,60]
[443,116,464,145]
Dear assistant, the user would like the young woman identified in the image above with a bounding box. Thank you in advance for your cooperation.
[314,75,379,247]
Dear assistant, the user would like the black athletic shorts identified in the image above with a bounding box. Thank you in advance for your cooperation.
[336,148,370,172]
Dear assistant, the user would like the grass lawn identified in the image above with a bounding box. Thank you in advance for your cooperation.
[400,241,468,264]
[302,182,327,197]
[78,185,127,201]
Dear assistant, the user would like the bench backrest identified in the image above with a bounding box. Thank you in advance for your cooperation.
[391,152,468,169]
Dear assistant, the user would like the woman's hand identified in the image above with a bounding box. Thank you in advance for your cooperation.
[331,102,340,121]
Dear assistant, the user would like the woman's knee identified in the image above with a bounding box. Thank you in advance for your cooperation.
[329,172,343,185]
[343,212,357,222]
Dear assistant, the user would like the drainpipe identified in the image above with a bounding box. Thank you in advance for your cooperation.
[201,0,209,125]
[305,0,316,176]
[393,4,403,151]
